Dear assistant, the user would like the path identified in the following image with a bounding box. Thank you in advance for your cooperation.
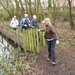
[31,21,75,75]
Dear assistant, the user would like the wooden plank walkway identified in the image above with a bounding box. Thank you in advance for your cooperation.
[0,26,23,46]
[0,25,45,53]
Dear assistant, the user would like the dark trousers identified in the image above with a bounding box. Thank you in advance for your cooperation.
[47,39,56,62]
[13,28,17,31]
[21,26,30,31]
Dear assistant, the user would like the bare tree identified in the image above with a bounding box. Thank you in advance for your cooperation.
[0,0,14,19]
[48,0,51,8]
[68,0,74,28]
[19,0,25,16]
[48,0,59,26]
[0,0,24,20]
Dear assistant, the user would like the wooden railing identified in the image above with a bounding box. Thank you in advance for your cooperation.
[0,25,46,53]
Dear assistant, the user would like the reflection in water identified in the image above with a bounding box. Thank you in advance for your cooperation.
[0,35,2,42]
[0,35,15,75]
[0,36,14,56]
[3,38,8,47]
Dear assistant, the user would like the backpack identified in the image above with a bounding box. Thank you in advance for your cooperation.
[24,19,30,28]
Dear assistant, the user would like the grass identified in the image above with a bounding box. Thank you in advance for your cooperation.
[58,42,70,50]
[0,47,38,75]
[25,63,31,73]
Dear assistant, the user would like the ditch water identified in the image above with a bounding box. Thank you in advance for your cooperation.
[0,35,14,56]
[0,34,21,75]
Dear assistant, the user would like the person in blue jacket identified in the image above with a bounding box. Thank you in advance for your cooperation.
[20,14,31,31]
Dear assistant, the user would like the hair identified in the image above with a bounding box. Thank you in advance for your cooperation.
[33,15,37,19]
[48,21,51,25]
[14,16,16,18]
[43,18,51,25]
[24,14,28,17]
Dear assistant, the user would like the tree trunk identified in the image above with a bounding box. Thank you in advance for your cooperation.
[0,0,13,19]
[48,0,51,8]
[68,0,74,28]
[28,0,32,18]
[19,0,25,16]
[24,0,28,14]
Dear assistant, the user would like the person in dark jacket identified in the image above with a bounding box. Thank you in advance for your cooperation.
[30,15,39,29]
[42,18,59,65]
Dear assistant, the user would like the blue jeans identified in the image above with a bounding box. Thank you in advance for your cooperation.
[47,39,56,62]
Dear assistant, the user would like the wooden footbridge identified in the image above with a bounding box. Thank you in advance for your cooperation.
[0,25,46,53]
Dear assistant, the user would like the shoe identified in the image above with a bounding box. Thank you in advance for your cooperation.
[47,58,50,61]
[52,62,56,65]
